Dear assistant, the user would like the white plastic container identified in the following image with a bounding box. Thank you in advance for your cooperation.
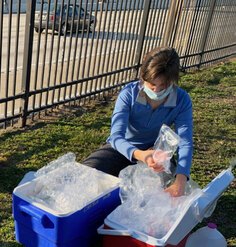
[185,222,227,247]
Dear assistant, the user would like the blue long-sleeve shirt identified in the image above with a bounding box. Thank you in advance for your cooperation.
[107,80,193,177]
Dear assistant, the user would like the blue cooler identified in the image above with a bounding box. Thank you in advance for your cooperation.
[13,170,121,247]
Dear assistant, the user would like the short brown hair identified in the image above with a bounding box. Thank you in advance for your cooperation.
[140,47,180,85]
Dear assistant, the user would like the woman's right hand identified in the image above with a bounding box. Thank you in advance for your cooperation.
[133,149,164,172]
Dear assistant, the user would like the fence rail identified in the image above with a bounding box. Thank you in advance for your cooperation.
[0,0,235,128]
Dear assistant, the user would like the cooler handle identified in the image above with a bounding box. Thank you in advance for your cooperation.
[19,204,54,229]
[97,224,131,236]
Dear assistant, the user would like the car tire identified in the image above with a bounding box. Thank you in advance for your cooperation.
[60,23,67,36]
[89,22,95,33]
[35,27,43,33]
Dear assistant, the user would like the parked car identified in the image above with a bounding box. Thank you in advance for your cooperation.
[34,3,96,35]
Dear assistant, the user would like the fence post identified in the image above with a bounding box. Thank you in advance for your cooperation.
[0,2,3,89]
[198,0,216,68]
[133,0,152,78]
[20,0,36,127]
[161,0,184,47]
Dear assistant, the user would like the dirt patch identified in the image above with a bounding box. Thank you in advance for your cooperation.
[228,56,236,62]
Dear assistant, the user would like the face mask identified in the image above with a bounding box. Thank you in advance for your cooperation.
[143,84,173,101]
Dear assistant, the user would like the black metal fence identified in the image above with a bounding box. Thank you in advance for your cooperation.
[0,0,235,128]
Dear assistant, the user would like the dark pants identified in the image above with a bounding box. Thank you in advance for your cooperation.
[82,143,176,181]
[82,143,134,177]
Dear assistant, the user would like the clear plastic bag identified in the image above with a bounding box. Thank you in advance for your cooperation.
[30,153,119,213]
[115,162,203,239]
[35,152,76,177]
[119,162,162,203]
[153,124,180,173]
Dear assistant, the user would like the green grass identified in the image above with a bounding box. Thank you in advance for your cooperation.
[0,61,236,246]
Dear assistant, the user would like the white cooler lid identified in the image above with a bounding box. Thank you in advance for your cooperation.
[105,168,234,246]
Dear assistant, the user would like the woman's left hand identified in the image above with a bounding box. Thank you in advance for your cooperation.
[164,174,187,197]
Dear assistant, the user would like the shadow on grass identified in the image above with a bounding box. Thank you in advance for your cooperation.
[0,166,38,193]
[0,122,47,142]
[0,129,71,164]
[53,114,111,130]
[180,84,196,92]
[204,194,236,240]
[206,76,221,85]
[0,242,22,247]
[0,122,73,193]
[0,106,112,194]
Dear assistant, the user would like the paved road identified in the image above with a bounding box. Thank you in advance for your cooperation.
[0,9,167,119]
[0,10,150,117]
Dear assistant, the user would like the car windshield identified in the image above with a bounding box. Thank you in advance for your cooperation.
[36,1,54,12]
[36,2,86,17]
[56,4,85,16]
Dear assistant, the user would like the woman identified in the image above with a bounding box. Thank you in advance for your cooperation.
[83,47,193,197]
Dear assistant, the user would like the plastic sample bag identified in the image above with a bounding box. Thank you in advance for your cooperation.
[22,153,119,214]
[104,160,235,246]
[116,163,203,239]
[116,164,235,240]
[153,124,180,173]
[35,152,76,177]
[119,162,163,203]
